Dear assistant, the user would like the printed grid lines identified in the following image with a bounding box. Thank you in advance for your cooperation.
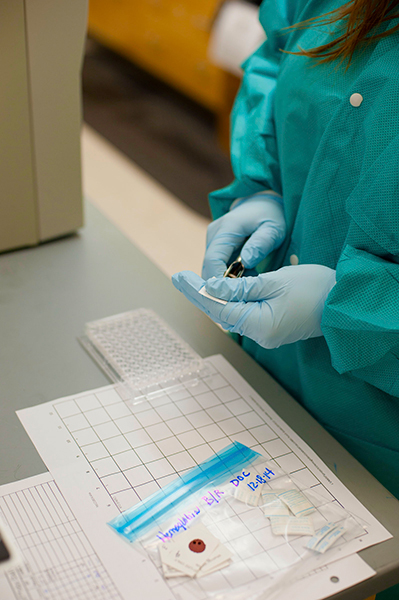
[52,363,366,597]
[0,480,122,600]
[55,369,284,511]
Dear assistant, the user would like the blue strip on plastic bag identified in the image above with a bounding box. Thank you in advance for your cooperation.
[108,441,261,542]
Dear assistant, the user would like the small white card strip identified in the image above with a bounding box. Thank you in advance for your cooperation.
[196,545,233,578]
[277,489,315,517]
[271,516,315,537]
[261,490,290,517]
[161,561,184,579]
[235,483,264,506]
[307,523,338,551]
[199,286,228,305]
[197,560,231,578]
[313,526,347,553]
[307,523,347,553]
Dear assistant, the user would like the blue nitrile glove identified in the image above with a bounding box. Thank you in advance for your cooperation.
[202,192,286,280]
[172,265,336,349]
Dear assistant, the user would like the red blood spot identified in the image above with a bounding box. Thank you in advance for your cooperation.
[188,539,206,553]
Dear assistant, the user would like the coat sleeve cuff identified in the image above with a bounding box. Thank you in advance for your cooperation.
[322,244,399,375]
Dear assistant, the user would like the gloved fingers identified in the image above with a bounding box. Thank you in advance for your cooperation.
[204,219,222,249]
[205,272,285,303]
[172,270,203,294]
[240,267,259,278]
[202,232,246,280]
[172,270,260,332]
[225,301,278,347]
[172,271,232,327]
[219,300,278,348]
[240,222,286,268]
[205,220,244,251]
[172,271,284,348]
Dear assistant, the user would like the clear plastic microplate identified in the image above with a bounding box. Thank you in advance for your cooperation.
[80,308,209,405]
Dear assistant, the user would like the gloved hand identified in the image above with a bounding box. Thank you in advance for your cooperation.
[172,265,336,349]
[202,192,286,280]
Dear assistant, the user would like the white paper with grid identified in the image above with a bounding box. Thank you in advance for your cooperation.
[0,472,174,600]
[0,473,123,600]
[17,355,390,599]
[0,476,375,600]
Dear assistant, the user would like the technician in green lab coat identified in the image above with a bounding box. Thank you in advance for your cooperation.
[173,2,399,596]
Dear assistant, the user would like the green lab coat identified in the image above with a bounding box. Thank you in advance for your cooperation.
[209,2,399,597]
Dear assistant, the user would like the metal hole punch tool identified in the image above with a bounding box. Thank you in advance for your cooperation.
[223,256,245,279]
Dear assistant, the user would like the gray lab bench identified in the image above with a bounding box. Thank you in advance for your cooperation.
[0,201,398,599]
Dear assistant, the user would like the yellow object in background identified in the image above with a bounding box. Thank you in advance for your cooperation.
[87,0,240,151]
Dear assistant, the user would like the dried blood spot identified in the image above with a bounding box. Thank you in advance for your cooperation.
[188,538,206,553]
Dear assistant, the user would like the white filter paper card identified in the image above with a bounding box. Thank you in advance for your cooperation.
[261,491,290,517]
[196,546,233,578]
[277,489,315,517]
[199,286,228,305]
[234,483,263,506]
[307,524,348,554]
[159,524,222,577]
[271,516,315,537]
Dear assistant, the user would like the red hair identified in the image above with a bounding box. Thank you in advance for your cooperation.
[288,0,399,65]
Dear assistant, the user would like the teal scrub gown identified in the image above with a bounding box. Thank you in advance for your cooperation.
[209,2,399,597]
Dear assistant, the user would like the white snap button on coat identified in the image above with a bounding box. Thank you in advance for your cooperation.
[290,254,299,265]
[350,93,363,107]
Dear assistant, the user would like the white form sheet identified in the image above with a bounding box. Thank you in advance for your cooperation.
[17,355,390,599]
[0,473,173,600]
[0,473,376,600]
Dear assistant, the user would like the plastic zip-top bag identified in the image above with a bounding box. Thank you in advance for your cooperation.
[109,442,366,599]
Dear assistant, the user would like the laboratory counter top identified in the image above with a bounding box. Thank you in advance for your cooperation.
[0,201,398,599]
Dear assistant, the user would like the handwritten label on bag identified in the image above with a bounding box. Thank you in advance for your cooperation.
[234,484,263,506]
[230,467,275,491]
